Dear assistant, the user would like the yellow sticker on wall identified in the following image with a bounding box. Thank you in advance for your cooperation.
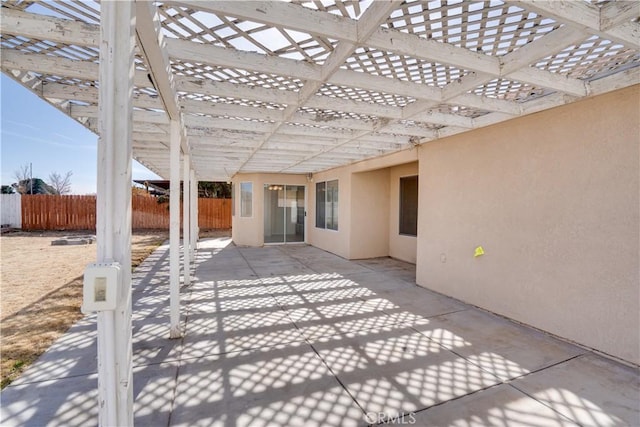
[474,246,485,257]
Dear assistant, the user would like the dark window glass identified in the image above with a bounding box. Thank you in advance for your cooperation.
[316,181,326,228]
[399,176,418,236]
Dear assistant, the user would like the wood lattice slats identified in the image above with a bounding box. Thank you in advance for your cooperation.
[297,106,378,123]
[433,103,491,118]
[318,83,416,108]
[172,60,305,91]
[291,0,368,20]
[179,92,288,111]
[472,78,550,102]
[384,0,560,56]
[534,35,640,80]
[0,0,637,180]
[0,33,98,61]
[343,46,469,87]
[34,0,100,25]
[159,4,337,64]
[397,119,443,130]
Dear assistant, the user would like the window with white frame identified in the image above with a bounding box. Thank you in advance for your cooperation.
[316,180,338,230]
[240,182,252,217]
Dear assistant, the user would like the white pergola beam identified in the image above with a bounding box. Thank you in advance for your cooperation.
[42,82,163,109]
[511,0,640,47]
[170,0,358,42]
[0,7,99,46]
[509,66,587,97]
[189,169,198,260]
[169,119,182,339]
[175,76,299,105]
[182,153,191,286]
[135,1,181,121]
[181,99,286,122]
[166,38,322,81]
[599,1,640,31]
[166,38,528,116]
[330,68,442,102]
[1,49,151,88]
[500,26,588,75]
[305,95,402,119]
[590,66,640,96]
[95,1,135,425]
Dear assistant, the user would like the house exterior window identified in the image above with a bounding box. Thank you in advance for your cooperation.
[316,180,338,230]
[240,182,252,217]
[231,183,235,216]
[399,176,418,236]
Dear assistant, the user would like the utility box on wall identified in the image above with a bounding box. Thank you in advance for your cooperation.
[82,262,121,312]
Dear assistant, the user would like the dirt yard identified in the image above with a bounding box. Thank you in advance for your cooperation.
[0,230,173,388]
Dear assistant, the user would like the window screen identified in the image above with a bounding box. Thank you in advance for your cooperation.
[240,182,252,217]
[399,176,418,236]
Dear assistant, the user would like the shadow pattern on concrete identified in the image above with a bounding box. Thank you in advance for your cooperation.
[1,239,639,426]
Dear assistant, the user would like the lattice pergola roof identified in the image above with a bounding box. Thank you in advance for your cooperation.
[1,0,638,180]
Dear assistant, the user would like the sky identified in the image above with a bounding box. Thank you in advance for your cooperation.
[1,74,161,194]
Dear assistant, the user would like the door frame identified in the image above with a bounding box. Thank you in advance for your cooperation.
[263,184,307,245]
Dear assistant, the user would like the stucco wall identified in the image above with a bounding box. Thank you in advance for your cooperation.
[389,162,418,263]
[416,85,640,364]
[350,169,390,259]
[231,173,307,247]
[308,149,419,259]
[307,168,352,259]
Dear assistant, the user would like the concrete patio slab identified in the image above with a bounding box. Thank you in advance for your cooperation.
[2,239,638,427]
[413,309,587,381]
[171,343,364,427]
[312,323,502,420]
[410,383,579,426]
[511,353,640,426]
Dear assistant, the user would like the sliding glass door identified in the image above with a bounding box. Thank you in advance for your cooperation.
[264,184,305,244]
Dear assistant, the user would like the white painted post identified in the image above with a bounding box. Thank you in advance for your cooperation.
[169,120,182,338]
[183,154,191,286]
[190,169,198,258]
[97,1,134,425]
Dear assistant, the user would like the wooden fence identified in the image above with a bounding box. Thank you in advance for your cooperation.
[20,194,231,231]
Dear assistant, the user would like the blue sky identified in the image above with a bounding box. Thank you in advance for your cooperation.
[1,74,161,194]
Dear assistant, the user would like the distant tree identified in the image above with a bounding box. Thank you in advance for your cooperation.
[14,163,30,183]
[198,182,231,198]
[12,178,55,195]
[1,185,15,194]
[48,171,73,195]
[13,163,31,193]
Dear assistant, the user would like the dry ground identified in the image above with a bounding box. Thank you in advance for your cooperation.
[0,229,209,388]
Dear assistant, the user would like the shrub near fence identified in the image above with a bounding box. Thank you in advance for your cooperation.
[20,194,231,231]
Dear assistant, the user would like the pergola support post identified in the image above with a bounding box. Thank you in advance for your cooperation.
[169,119,182,338]
[95,1,135,425]
[182,154,191,286]
[190,169,198,257]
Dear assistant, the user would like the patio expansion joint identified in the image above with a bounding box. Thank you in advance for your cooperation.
[3,371,97,388]
[386,381,504,425]
[377,350,590,426]
[503,352,593,423]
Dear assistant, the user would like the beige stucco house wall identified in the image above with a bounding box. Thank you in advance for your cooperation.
[416,85,640,364]
[389,162,419,263]
[308,149,419,260]
[231,173,308,247]
[230,86,638,364]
